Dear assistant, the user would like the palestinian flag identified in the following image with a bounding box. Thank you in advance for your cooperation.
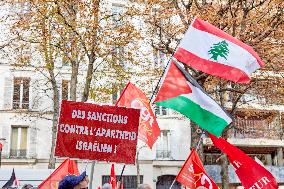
[154,61,232,136]
[174,18,264,84]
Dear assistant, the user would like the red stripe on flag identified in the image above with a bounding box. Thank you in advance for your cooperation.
[174,48,251,83]
[154,62,192,103]
[192,18,264,67]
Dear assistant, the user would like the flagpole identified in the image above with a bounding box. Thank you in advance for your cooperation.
[196,130,205,151]
[119,165,126,181]
[117,165,126,189]
[149,41,182,102]
[89,161,96,189]
[149,17,200,103]
[84,160,89,171]
[169,178,176,189]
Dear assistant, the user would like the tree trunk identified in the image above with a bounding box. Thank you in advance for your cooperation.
[136,154,141,187]
[220,155,229,189]
[69,2,79,102]
[136,145,146,187]
[70,60,79,101]
[82,53,95,102]
[41,13,60,169]
[82,0,100,102]
[219,82,229,189]
[190,122,204,162]
[48,71,60,169]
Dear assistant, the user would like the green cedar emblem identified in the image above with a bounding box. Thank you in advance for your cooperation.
[208,40,229,61]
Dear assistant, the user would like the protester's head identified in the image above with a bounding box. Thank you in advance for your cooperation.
[22,184,33,189]
[102,183,112,189]
[138,184,152,189]
[58,171,88,189]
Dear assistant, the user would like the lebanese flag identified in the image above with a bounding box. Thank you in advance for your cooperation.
[209,134,278,189]
[176,149,218,189]
[174,18,264,84]
[109,164,117,189]
[2,169,20,188]
[154,61,232,136]
[116,82,160,148]
[38,158,79,189]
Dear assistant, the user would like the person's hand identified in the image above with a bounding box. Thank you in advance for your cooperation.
[116,181,121,189]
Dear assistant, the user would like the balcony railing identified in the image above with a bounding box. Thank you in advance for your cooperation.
[204,153,221,165]
[10,149,27,158]
[13,101,29,109]
[156,150,171,159]
[205,165,284,183]
[228,118,282,140]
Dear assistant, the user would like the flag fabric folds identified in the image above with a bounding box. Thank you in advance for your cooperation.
[176,148,218,189]
[154,61,232,136]
[116,82,160,148]
[174,17,264,83]
[209,134,278,189]
[2,169,20,189]
[38,158,79,189]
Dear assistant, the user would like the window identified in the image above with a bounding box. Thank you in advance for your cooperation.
[156,130,171,159]
[62,55,70,66]
[112,92,118,105]
[204,153,222,165]
[102,175,143,189]
[13,77,30,109]
[111,46,125,68]
[10,126,28,158]
[62,80,70,100]
[155,106,169,116]
[111,88,123,105]
[112,4,124,27]
[154,50,167,67]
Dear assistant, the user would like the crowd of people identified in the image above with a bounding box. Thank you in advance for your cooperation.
[3,170,151,189]
[56,171,152,189]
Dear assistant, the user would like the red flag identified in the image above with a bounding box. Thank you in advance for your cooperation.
[0,143,3,151]
[109,164,116,189]
[116,82,160,148]
[176,149,218,189]
[209,134,278,189]
[38,158,79,189]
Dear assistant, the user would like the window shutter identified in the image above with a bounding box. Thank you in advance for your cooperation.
[28,126,37,158]
[3,77,13,110]
[30,79,40,110]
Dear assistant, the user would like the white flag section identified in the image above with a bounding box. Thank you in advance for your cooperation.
[174,18,264,83]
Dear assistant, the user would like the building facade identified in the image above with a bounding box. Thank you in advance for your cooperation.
[0,63,193,189]
[0,1,284,189]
